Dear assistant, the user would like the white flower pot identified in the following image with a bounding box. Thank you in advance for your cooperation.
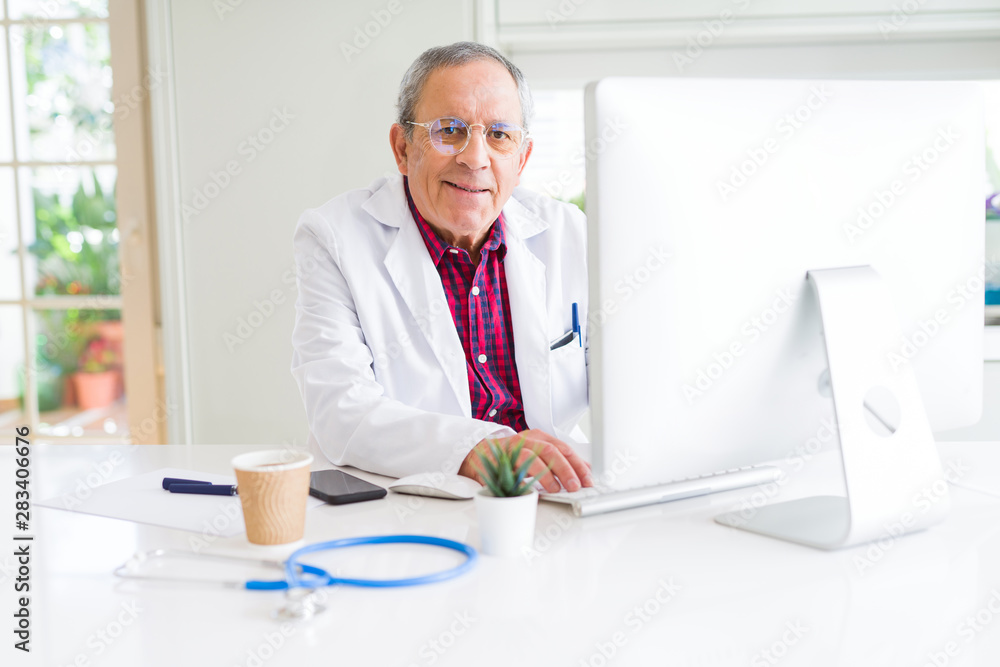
[474,487,538,558]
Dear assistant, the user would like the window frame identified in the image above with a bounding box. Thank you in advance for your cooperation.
[0,0,164,443]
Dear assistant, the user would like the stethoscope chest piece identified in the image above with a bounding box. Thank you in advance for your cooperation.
[273,587,328,622]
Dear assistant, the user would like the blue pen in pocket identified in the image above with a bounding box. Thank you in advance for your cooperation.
[572,302,581,347]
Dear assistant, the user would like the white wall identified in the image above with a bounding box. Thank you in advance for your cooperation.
[159,0,475,444]
[939,362,1000,440]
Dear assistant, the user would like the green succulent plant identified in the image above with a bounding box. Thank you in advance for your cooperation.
[475,438,549,498]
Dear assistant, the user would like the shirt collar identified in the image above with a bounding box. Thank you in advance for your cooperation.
[404,176,507,265]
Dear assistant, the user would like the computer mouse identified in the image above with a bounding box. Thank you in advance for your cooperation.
[388,472,483,500]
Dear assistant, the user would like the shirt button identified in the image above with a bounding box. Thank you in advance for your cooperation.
[489,409,498,417]
[477,354,487,363]
[471,286,480,296]
[448,248,459,254]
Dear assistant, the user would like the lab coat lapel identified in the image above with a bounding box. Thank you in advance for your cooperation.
[367,177,472,416]
[502,198,555,434]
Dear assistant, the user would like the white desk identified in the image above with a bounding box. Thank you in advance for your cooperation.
[4,442,1000,667]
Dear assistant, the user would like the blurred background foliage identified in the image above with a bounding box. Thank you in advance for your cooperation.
[29,170,120,397]
[30,170,120,298]
[23,21,113,160]
[15,19,120,400]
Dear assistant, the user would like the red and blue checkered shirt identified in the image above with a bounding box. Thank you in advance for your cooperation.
[405,178,530,433]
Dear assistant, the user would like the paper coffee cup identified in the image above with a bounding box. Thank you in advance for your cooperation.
[232,449,313,545]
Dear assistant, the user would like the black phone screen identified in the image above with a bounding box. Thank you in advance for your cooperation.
[308,470,387,505]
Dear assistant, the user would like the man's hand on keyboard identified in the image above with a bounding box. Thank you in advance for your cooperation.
[458,429,595,493]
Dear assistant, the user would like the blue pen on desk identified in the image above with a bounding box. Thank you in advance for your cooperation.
[162,477,238,496]
[571,302,581,347]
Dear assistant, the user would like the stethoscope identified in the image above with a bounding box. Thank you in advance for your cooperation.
[114,535,478,621]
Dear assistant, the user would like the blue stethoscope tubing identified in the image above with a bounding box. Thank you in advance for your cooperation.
[243,535,478,591]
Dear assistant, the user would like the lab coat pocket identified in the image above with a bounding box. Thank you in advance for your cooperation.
[549,329,577,351]
[548,338,588,430]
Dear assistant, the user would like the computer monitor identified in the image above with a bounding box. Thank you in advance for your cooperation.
[584,78,984,548]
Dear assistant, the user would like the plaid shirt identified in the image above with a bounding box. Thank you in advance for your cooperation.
[405,178,530,433]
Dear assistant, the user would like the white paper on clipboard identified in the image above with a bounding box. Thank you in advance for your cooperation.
[36,467,324,536]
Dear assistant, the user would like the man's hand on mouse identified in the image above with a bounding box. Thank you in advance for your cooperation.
[458,429,594,493]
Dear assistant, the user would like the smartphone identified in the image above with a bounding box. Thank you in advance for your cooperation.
[308,470,387,505]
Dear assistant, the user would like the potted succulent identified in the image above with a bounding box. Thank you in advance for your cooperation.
[472,438,548,557]
[72,337,120,410]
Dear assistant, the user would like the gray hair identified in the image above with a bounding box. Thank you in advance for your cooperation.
[396,41,533,140]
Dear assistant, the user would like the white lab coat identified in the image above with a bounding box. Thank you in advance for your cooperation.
[290,173,589,478]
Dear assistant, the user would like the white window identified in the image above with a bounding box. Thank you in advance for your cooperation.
[0,0,162,442]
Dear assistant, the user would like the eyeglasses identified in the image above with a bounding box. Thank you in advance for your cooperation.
[405,117,527,157]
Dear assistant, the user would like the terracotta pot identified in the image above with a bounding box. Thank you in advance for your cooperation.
[72,371,119,410]
[95,320,124,343]
[62,375,77,407]
[114,368,125,399]
[95,320,125,365]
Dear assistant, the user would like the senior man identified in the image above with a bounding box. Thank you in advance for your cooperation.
[291,42,592,492]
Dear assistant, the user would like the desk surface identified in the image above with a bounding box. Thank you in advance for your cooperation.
[4,442,1000,667]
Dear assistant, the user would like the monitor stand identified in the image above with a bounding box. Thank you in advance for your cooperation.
[714,265,951,550]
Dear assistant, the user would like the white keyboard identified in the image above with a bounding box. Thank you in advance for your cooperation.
[539,465,783,517]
